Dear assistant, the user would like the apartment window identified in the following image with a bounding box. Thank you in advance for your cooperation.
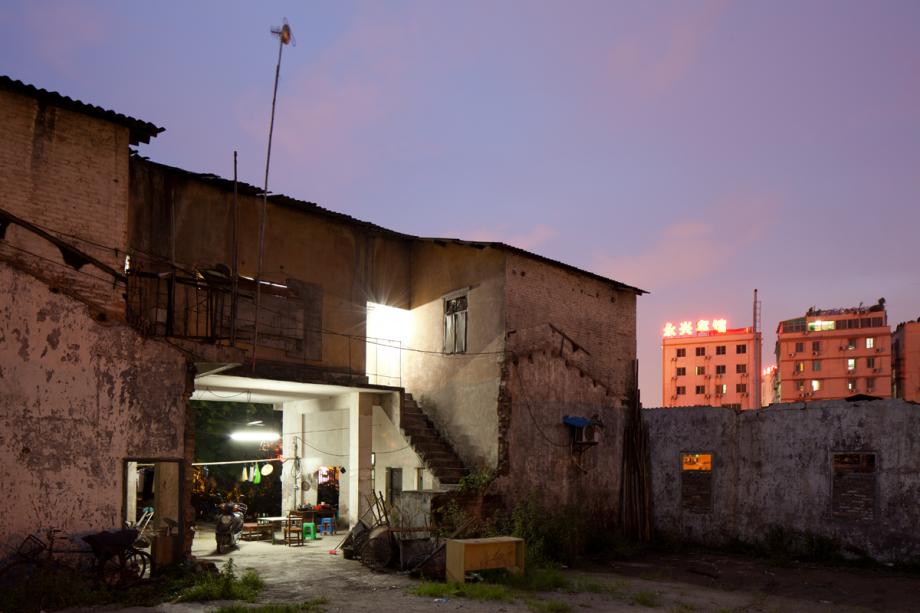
[866,377,875,391]
[847,358,856,372]
[676,386,686,395]
[695,347,706,357]
[812,360,821,372]
[676,348,686,358]
[794,341,804,353]
[676,367,686,376]
[716,365,726,375]
[811,379,822,392]
[716,384,727,394]
[736,344,747,354]
[795,380,805,392]
[812,340,821,353]
[695,385,705,394]
[866,357,876,369]
[737,363,747,374]
[832,453,876,520]
[866,337,875,349]
[681,453,713,512]
[444,295,468,354]
[794,361,805,373]
[695,366,706,376]
[716,345,726,355]
[736,383,747,393]
[848,379,857,392]
[847,338,857,350]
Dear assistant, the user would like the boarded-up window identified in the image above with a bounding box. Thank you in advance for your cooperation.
[681,453,713,512]
[832,452,876,520]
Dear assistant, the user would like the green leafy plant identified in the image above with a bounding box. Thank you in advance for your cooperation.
[178,559,264,603]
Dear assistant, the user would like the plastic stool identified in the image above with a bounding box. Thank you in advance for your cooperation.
[319,517,335,535]
[302,522,316,540]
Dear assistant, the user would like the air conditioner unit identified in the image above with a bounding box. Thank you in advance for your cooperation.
[788,353,794,357]
[671,376,678,379]
[705,375,711,379]
[877,348,884,353]
[812,351,819,356]
[873,368,880,373]
[839,346,845,351]
[705,394,711,399]
[671,357,677,361]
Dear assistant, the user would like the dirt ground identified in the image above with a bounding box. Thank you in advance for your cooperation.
[101,525,920,613]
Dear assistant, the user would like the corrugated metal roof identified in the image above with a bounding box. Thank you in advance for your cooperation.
[0,75,164,145]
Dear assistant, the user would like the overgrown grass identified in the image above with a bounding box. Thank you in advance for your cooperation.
[525,598,572,613]
[213,597,329,613]
[179,559,264,602]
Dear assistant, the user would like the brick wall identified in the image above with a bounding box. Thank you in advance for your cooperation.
[504,253,638,401]
[0,89,130,315]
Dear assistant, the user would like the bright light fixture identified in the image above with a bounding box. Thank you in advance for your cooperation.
[230,430,280,442]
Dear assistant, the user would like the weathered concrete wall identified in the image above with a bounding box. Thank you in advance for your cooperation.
[404,242,506,469]
[0,89,131,314]
[0,261,189,554]
[495,345,626,517]
[644,400,920,561]
[128,159,412,376]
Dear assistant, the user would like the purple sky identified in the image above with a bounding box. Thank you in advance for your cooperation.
[3,1,919,406]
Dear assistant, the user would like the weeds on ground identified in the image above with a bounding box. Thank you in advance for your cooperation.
[179,559,265,603]
[412,580,515,601]
[670,602,698,612]
[213,597,329,613]
[631,590,660,607]
[525,598,572,613]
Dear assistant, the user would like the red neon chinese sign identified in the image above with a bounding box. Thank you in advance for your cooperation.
[662,318,728,337]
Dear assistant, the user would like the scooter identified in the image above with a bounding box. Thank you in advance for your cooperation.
[215,502,247,554]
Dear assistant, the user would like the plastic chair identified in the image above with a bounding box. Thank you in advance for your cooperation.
[302,522,317,540]
[319,517,335,535]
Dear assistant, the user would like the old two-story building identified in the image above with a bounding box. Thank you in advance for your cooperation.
[0,75,644,560]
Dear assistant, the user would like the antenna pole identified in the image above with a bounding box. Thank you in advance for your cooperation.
[753,288,762,409]
[252,23,290,371]
[231,150,239,346]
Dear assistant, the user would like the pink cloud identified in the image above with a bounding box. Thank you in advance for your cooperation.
[22,2,109,77]
[605,0,728,100]
[593,193,780,290]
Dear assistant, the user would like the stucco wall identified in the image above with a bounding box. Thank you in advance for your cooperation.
[403,242,506,469]
[128,159,412,375]
[0,89,131,314]
[643,400,920,561]
[0,261,189,554]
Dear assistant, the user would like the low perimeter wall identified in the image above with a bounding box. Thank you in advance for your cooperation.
[643,399,920,562]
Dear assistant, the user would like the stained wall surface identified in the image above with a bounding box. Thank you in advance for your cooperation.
[128,159,412,377]
[403,241,507,469]
[0,261,189,553]
[644,400,920,561]
[0,89,130,314]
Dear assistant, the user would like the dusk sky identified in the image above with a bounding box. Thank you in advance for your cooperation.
[2,1,918,406]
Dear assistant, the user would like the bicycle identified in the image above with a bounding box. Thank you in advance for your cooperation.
[0,528,151,589]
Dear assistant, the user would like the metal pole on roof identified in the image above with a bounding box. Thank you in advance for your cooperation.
[231,150,239,346]
[252,21,293,371]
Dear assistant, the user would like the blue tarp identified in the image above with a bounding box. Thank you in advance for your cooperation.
[563,415,602,428]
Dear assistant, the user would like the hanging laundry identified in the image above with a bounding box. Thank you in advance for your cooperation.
[253,463,262,485]
[241,465,249,481]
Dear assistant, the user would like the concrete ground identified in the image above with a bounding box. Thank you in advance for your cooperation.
[101,525,906,612]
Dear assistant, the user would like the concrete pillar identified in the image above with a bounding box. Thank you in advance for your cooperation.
[347,392,374,526]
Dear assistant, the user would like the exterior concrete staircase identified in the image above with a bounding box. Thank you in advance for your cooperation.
[400,392,469,487]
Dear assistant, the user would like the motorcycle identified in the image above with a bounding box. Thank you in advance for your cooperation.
[215,502,247,554]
